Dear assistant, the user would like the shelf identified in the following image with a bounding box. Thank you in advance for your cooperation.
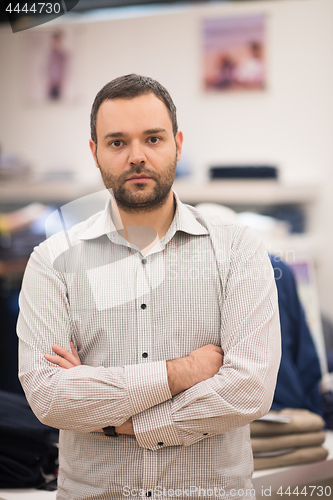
[173,180,320,206]
[0,179,104,204]
[259,233,324,259]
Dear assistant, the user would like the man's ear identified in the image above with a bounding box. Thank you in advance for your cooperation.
[89,139,99,168]
[175,131,183,162]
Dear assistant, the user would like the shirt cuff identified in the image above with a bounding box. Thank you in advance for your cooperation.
[132,400,182,450]
[125,360,172,415]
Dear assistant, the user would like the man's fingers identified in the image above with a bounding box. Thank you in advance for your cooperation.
[52,344,80,366]
[44,343,81,369]
[44,353,75,369]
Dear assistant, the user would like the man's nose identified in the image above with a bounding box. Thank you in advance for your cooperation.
[129,142,146,165]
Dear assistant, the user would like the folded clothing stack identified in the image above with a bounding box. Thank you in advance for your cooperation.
[250,408,328,470]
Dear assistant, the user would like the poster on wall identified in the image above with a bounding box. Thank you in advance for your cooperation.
[22,28,82,104]
[202,14,266,92]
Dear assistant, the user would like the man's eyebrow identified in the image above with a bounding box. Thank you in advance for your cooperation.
[144,128,167,135]
[103,132,125,140]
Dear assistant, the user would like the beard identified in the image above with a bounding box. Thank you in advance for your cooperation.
[96,153,177,213]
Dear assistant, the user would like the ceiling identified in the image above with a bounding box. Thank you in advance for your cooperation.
[0,0,251,26]
[70,0,211,11]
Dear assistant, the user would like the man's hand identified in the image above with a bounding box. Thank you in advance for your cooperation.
[115,418,134,435]
[44,343,134,435]
[167,344,223,396]
[45,342,81,368]
[188,344,224,382]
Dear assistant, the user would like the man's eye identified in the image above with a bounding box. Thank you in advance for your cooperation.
[148,136,160,144]
[111,140,123,148]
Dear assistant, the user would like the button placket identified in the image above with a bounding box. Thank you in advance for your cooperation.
[142,448,157,496]
[136,254,151,363]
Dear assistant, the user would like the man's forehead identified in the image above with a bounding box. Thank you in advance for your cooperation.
[96,94,172,130]
[99,94,167,112]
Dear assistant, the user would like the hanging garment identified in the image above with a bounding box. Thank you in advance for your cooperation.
[269,255,322,415]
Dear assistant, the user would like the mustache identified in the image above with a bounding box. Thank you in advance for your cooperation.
[121,166,158,182]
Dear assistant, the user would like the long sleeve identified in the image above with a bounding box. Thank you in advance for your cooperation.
[133,225,281,449]
[18,240,172,433]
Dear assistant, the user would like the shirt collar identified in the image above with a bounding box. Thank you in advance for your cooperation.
[79,197,117,241]
[169,191,208,237]
[79,190,208,242]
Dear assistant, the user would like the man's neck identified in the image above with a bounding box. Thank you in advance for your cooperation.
[110,190,176,255]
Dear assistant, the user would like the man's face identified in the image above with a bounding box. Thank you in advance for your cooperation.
[90,93,183,213]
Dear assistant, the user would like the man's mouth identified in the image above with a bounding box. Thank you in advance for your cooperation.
[126,175,152,183]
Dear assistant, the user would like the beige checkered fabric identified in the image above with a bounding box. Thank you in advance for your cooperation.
[17,192,281,500]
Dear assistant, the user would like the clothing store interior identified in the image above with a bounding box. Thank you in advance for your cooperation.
[1,0,333,498]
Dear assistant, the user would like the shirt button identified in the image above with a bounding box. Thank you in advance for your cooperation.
[142,352,148,358]
[142,258,147,265]
[141,303,146,309]
[158,442,164,446]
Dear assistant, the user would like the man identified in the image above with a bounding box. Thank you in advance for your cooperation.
[18,74,281,499]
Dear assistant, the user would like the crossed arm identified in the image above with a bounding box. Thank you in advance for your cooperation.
[45,342,224,435]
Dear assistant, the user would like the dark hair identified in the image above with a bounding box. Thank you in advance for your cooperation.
[90,74,178,144]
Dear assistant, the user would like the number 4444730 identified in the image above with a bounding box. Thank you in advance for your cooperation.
[6,3,61,14]
[277,485,331,496]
